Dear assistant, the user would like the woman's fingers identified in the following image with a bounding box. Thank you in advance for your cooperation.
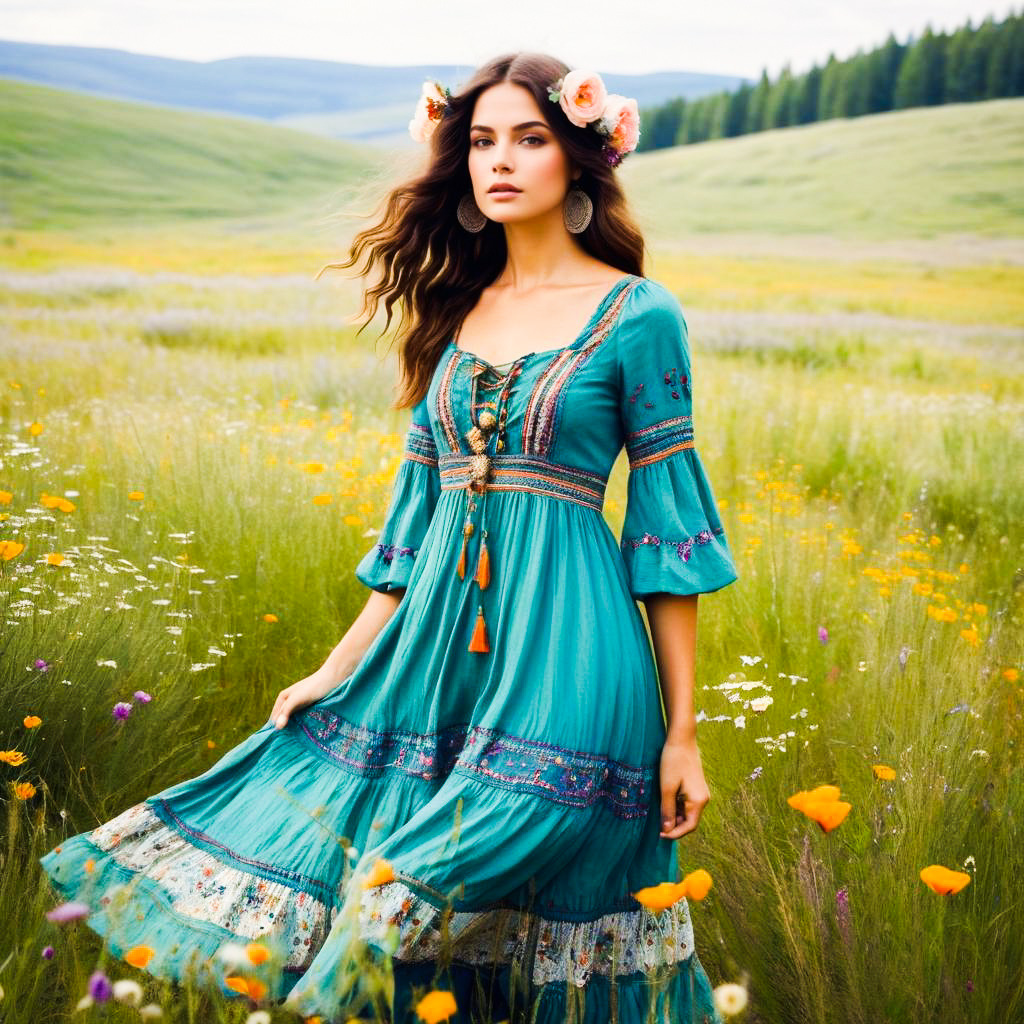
[271,688,291,728]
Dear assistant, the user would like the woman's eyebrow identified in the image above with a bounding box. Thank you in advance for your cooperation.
[470,121,549,132]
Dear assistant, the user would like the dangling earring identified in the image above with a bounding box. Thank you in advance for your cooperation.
[563,187,593,234]
[457,193,487,233]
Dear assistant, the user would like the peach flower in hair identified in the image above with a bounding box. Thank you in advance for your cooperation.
[600,94,641,156]
[558,69,608,128]
[408,80,447,143]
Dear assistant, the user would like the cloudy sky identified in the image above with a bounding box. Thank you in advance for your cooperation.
[0,0,1017,78]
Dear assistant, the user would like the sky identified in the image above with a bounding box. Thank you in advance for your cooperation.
[0,0,1018,79]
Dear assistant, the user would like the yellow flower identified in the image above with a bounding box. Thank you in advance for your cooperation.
[0,750,28,766]
[23,715,42,729]
[872,764,896,780]
[29,421,43,436]
[0,541,25,560]
[682,868,713,900]
[788,785,851,832]
[920,865,970,894]
[246,942,270,966]
[124,945,155,968]
[312,493,333,505]
[0,490,12,504]
[631,881,687,911]
[302,462,325,474]
[362,858,395,889]
[46,553,64,565]
[786,784,840,812]
[1003,668,1020,682]
[262,613,278,623]
[224,976,268,1000]
[13,781,36,799]
[415,989,458,1024]
[56,498,75,512]
[206,739,217,749]
[128,491,144,500]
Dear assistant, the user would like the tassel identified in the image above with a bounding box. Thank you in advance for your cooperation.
[468,604,490,652]
[473,535,491,590]
[456,534,467,580]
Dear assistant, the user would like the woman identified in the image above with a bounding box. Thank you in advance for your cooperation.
[40,52,739,1024]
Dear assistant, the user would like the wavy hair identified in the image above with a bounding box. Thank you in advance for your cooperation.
[318,51,647,409]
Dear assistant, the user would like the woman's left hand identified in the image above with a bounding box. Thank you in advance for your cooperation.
[658,736,711,839]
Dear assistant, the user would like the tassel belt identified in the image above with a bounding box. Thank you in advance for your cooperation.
[437,453,608,512]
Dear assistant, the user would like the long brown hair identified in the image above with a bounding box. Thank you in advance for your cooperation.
[318,51,647,409]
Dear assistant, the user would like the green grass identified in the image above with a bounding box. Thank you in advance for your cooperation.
[0,77,1022,1024]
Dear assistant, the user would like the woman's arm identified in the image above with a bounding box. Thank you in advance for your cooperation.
[643,592,712,840]
[270,589,405,727]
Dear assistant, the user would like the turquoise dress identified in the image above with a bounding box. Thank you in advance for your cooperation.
[39,274,739,1024]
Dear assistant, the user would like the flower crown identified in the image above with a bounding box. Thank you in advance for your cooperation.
[408,69,640,167]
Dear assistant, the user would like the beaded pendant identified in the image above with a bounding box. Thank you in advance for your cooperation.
[459,359,521,653]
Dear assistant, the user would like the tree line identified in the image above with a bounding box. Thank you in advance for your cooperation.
[638,9,1024,150]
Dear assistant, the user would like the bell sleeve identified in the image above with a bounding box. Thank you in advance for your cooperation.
[616,283,739,599]
[354,394,441,593]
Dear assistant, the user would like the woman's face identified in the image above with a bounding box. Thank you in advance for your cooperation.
[467,81,576,227]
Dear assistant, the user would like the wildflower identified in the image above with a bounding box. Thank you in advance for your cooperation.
[139,1005,164,1020]
[246,942,270,966]
[632,881,686,911]
[75,994,93,1011]
[262,613,278,623]
[788,784,851,832]
[362,858,395,889]
[124,944,155,968]
[245,1012,273,1024]
[134,690,153,703]
[88,970,113,1003]
[0,540,25,560]
[920,865,971,894]
[29,421,43,436]
[128,491,144,500]
[872,764,896,780]
[34,658,50,672]
[312,493,332,505]
[46,552,65,565]
[41,945,55,960]
[224,976,268,1000]
[45,900,90,923]
[817,625,828,644]
[0,750,28,766]
[24,715,42,728]
[712,982,748,1017]
[415,989,458,1024]
[217,942,249,969]
[112,979,143,1006]
[112,701,133,720]
[0,489,10,503]
[1003,668,1019,682]
[13,781,36,799]
[835,886,852,945]
[682,869,713,900]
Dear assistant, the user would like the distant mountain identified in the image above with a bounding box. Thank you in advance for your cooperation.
[0,38,751,147]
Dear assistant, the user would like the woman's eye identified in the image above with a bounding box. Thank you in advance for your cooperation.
[471,136,545,148]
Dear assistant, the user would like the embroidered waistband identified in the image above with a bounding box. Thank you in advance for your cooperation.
[437,453,608,511]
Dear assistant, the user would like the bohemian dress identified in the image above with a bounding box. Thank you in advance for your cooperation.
[39,273,740,1024]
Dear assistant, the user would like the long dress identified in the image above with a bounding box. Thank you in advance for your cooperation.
[39,273,740,1024]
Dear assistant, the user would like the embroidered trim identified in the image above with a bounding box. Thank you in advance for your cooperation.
[373,542,417,564]
[620,528,723,563]
[86,801,335,972]
[437,453,608,511]
[624,415,694,467]
[435,347,463,453]
[296,709,653,819]
[357,876,694,987]
[522,276,641,456]
[404,421,438,466]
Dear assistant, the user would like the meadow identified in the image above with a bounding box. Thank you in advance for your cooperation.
[1,78,1022,1024]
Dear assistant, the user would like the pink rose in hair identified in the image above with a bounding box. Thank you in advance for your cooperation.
[409,80,446,142]
[558,70,608,128]
[601,94,641,155]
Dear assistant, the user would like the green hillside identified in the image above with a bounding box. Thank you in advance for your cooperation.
[622,97,1024,240]
[0,77,388,231]
[1,76,1022,241]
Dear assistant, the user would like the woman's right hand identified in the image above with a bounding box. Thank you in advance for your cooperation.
[270,671,334,730]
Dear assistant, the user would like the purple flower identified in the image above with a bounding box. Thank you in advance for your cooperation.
[835,886,852,946]
[112,701,133,720]
[818,626,829,645]
[966,979,974,993]
[45,900,90,923]
[34,658,51,672]
[88,969,113,1003]
[133,690,152,703]
[41,945,55,960]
